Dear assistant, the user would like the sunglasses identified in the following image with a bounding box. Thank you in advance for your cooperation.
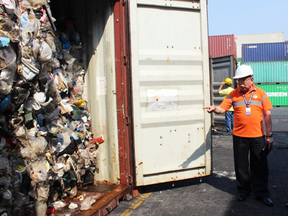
[237,76,252,84]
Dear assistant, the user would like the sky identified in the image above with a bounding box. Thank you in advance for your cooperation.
[207,0,288,40]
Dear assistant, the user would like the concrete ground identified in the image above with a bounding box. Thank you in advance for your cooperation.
[108,107,288,216]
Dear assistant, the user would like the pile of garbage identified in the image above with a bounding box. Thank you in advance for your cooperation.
[0,0,102,215]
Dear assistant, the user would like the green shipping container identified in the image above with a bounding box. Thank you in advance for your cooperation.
[244,61,288,84]
[257,84,288,107]
[237,58,242,68]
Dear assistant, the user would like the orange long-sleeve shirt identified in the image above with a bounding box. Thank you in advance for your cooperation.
[219,84,273,138]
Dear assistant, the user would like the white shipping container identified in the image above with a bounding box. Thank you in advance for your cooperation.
[51,0,211,189]
[22,0,212,214]
[235,32,284,58]
[129,0,211,186]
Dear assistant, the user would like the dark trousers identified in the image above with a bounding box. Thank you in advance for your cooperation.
[233,135,270,198]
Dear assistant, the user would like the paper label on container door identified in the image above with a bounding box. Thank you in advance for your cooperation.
[147,89,178,110]
[97,76,107,95]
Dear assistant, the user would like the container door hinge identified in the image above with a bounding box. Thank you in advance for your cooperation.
[125,116,130,125]
[128,175,133,185]
[123,55,128,66]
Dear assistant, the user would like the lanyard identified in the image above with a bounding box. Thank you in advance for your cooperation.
[241,91,254,108]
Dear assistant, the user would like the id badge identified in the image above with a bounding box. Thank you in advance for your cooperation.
[246,107,251,116]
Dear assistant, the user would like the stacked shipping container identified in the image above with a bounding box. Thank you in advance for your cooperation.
[234,33,285,59]
[209,34,237,59]
[242,42,288,106]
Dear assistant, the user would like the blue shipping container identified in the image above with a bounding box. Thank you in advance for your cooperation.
[242,42,288,62]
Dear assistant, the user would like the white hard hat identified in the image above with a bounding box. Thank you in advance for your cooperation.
[233,65,254,79]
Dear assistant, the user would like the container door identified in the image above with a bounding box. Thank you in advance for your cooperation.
[129,0,211,186]
[210,56,235,126]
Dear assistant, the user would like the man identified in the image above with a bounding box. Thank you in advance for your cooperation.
[203,65,274,206]
[217,78,234,134]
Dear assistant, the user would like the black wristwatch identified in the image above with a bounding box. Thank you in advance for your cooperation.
[266,133,273,138]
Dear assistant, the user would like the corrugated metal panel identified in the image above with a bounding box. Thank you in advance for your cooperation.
[130,0,211,186]
[244,61,288,83]
[209,56,236,126]
[257,84,288,107]
[209,34,237,59]
[242,42,288,62]
[235,32,284,58]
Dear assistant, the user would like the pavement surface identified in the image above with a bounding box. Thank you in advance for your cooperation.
[108,107,288,216]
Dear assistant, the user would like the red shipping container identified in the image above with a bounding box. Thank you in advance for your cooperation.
[209,34,237,59]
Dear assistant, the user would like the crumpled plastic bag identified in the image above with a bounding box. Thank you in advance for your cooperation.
[36,184,50,202]
[26,0,47,9]
[53,200,66,210]
[20,10,40,44]
[35,201,47,216]
[29,136,48,155]
[1,0,16,14]
[24,97,41,111]
[80,197,96,211]
[38,40,52,62]
[0,43,16,70]
[45,31,57,52]
[0,44,17,95]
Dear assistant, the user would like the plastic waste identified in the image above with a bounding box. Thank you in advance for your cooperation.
[60,99,73,114]
[38,40,52,62]
[21,58,40,80]
[12,82,35,105]
[35,201,47,216]
[26,0,47,9]
[45,31,56,52]
[33,92,46,104]
[29,160,50,183]
[74,99,86,107]
[0,2,102,215]
[24,97,41,111]
[1,0,16,14]
[0,16,20,42]
[0,44,17,70]
[68,202,78,209]
[59,35,71,51]
[0,44,17,94]
[0,36,10,47]
[80,197,96,211]
[46,207,55,215]
[29,136,48,155]
[20,11,40,44]
[54,69,68,93]
[53,201,65,210]
[15,126,25,137]
[0,94,11,113]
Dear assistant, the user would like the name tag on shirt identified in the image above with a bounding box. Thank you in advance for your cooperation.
[246,107,251,116]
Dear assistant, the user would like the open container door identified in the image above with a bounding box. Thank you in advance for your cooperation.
[129,0,212,186]
[49,0,133,215]
[210,56,236,126]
